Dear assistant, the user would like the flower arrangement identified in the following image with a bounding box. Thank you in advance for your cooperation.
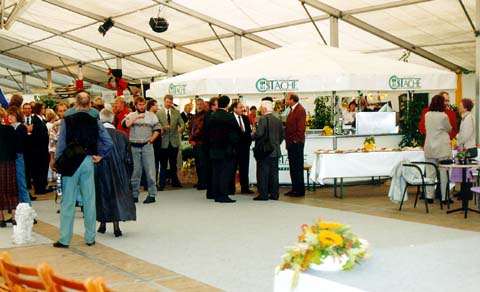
[279,219,368,290]
[455,146,470,159]
[364,136,376,151]
[322,125,333,136]
[305,116,314,129]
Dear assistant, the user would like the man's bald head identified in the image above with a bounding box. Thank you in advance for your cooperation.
[76,90,91,109]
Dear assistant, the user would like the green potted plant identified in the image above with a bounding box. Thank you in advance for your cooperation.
[312,96,333,130]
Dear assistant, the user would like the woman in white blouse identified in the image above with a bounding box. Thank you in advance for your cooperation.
[456,98,476,157]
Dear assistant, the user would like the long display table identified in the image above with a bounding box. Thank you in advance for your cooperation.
[309,149,424,196]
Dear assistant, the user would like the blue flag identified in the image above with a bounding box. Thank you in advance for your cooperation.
[0,87,8,108]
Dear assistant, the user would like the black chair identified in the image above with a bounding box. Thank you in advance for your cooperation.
[399,161,442,213]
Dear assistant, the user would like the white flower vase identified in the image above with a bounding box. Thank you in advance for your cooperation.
[309,255,349,272]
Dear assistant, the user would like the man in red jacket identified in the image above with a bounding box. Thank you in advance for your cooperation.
[114,96,131,136]
[418,91,458,140]
[285,92,306,197]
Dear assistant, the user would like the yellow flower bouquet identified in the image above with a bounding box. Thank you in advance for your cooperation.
[279,219,368,289]
[364,136,376,151]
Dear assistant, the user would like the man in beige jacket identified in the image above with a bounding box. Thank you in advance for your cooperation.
[156,94,184,190]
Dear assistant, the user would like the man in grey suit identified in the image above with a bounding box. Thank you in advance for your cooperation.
[252,100,285,200]
[156,94,185,190]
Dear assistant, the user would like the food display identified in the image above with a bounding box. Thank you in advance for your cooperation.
[314,146,422,154]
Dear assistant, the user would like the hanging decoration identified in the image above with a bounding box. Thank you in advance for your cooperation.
[107,68,129,96]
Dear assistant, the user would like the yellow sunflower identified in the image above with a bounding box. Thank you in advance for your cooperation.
[317,221,345,230]
[317,230,344,247]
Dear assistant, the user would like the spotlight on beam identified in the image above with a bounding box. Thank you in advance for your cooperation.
[149,17,169,33]
[98,17,114,36]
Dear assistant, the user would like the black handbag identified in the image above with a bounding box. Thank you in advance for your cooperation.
[55,141,87,177]
[468,147,478,158]
[253,116,274,160]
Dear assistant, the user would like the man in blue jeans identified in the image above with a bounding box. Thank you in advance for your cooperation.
[53,90,112,248]
[123,97,161,204]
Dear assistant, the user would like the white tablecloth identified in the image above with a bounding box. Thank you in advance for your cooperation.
[310,150,425,185]
[274,269,367,292]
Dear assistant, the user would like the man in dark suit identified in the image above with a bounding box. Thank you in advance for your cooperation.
[208,95,239,203]
[230,102,253,194]
[204,97,218,199]
[29,102,51,195]
[285,92,306,197]
[22,102,33,189]
[253,100,285,200]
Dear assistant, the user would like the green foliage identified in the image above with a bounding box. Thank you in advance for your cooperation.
[34,95,57,109]
[447,104,461,128]
[399,94,427,147]
[312,96,333,129]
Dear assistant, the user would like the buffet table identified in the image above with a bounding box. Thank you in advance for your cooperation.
[310,148,424,196]
[248,134,403,185]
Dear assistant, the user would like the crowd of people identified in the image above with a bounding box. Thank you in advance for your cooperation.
[0,91,307,248]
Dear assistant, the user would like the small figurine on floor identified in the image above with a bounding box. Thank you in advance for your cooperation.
[12,203,37,245]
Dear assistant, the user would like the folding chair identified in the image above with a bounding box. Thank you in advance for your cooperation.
[93,277,113,292]
[0,251,47,292]
[399,162,442,213]
[37,263,97,292]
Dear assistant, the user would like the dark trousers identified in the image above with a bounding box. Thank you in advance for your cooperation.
[287,143,305,195]
[230,145,251,193]
[194,145,208,188]
[212,158,234,201]
[206,155,213,198]
[31,151,49,193]
[256,156,279,199]
[159,144,179,187]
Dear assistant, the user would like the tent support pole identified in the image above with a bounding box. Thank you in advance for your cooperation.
[330,16,339,47]
[234,35,242,59]
[116,57,122,70]
[167,47,173,78]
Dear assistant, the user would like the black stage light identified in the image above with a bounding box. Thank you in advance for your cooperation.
[98,18,114,36]
[149,17,169,33]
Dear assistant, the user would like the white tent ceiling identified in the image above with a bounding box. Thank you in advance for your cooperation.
[0,0,476,94]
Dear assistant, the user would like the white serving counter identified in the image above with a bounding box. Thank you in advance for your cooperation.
[248,134,403,185]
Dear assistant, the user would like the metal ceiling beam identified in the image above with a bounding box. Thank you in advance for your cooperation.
[42,0,222,65]
[0,79,23,91]
[0,61,68,86]
[4,0,35,29]
[1,34,170,81]
[2,51,106,87]
[0,73,63,91]
[246,0,431,34]
[301,0,465,72]
[0,34,150,84]
[0,34,116,82]
[153,0,280,49]
[363,39,475,54]
[17,18,174,74]
[346,0,432,15]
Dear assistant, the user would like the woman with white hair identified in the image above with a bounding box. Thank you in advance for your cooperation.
[95,108,136,237]
[252,100,285,200]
